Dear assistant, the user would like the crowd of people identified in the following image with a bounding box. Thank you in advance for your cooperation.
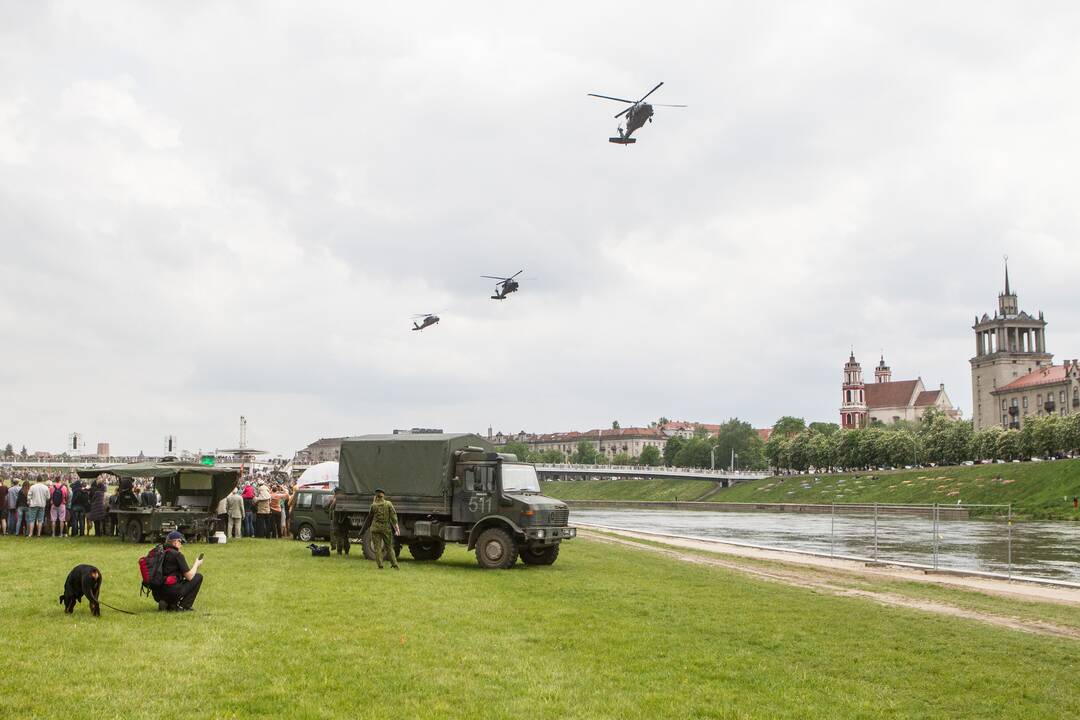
[1,470,134,538]
[1,469,307,540]
[218,475,296,539]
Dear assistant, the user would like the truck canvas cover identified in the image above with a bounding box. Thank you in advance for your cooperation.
[338,434,493,497]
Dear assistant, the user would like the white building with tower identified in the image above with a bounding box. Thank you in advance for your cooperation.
[970,264,1080,430]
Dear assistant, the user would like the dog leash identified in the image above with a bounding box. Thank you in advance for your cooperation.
[98,601,137,615]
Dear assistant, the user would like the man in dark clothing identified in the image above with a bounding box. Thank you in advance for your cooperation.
[139,485,157,508]
[158,531,204,612]
[69,480,89,536]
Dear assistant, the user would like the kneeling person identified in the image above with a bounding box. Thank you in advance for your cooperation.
[159,530,204,611]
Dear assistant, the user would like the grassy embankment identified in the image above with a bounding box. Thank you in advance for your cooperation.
[2,536,1080,719]
[540,478,715,501]
[543,458,1080,519]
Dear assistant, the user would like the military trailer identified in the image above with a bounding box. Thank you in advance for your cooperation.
[336,434,576,569]
[78,461,239,543]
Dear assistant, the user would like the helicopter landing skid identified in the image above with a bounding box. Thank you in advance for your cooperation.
[609,137,636,144]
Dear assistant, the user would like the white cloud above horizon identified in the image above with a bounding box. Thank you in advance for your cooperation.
[3,1,1080,456]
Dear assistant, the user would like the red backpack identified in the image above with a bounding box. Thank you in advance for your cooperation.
[138,545,172,595]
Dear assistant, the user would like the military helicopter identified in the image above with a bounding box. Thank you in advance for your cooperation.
[411,313,440,331]
[587,82,685,144]
[482,270,523,300]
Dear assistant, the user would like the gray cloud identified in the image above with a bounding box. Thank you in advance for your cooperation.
[3,1,1080,455]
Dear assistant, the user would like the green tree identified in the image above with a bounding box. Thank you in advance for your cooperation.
[572,441,599,465]
[612,420,620,430]
[674,437,713,468]
[657,417,670,427]
[997,429,1022,460]
[764,433,790,471]
[2,443,12,458]
[528,449,566,464]
[639,445,662,466]
[715,418,766,470]
[502,441,530,462]
[19,445,28,459]
[611,452,632,466]
[807,422,840,436]
[663,436,684,466]
[1061,415,1080,454]
[772,416,807,438]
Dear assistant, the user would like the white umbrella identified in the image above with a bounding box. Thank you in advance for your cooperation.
[296,461,339,488]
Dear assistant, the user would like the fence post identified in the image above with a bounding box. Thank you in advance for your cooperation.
[1007,503,1013,580]
[873,502,878,562]
[830,503,835,558]
[932,503,939,571]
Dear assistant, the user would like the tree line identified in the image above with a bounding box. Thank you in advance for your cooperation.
[500,418,770,470]
[765,409,1080,473]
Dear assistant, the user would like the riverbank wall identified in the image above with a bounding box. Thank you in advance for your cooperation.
[565,500,971,519]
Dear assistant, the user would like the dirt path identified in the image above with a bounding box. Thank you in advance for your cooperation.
[581,528,1080,641]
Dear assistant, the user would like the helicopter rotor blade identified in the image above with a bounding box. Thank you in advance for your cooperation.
[480,275,509,281]
[614,106,633,119]
[508,270,523,280]
[652,103,687,108]
[637,81,664,104]
[587,93,635,103]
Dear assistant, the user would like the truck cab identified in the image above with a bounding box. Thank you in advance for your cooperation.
[448,451,575,567]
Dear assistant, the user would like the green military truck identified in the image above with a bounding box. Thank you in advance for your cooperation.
[78,461,239,543]
[335,434,576,569]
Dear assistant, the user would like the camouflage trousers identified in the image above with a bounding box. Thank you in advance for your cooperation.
[332,525,351,555]
[371,530,398,568]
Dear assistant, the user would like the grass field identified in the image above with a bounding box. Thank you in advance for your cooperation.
[540,478,716,501]
[543,459,1080,519]
[2,536,1079,719]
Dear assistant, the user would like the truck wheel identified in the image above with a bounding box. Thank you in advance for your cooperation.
[521,544,560,566]
[295,523,314,542]
[408,540,445,561]
[475,528,518,569]
[125,520,144,544]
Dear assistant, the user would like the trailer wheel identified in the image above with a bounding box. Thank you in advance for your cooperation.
[408,540,445,561]
[125,520,144,544]
[521,543,560,566]
[475,528,518,569]
[295,523,315,542]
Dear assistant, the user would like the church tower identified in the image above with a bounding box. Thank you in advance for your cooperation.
[840,352,868,429]
[875,354,892,383]
[970,261,1052,430]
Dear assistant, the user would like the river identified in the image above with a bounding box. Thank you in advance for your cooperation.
[573,508,1080,584]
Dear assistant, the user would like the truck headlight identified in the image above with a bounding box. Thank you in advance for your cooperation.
[535,529,546,538]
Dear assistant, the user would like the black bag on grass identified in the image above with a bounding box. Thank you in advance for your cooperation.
[307,544,330,557]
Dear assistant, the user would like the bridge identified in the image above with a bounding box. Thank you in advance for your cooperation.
[534,463,769,486]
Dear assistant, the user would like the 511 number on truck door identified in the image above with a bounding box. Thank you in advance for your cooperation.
[460,466,494,519]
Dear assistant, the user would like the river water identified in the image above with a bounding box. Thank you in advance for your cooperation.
[574,508,1080,584]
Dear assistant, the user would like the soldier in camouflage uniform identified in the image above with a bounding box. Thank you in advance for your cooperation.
[326,488,350,555]
[368,488,399,569]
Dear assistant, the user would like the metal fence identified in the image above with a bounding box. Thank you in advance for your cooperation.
[577,502,1080,588]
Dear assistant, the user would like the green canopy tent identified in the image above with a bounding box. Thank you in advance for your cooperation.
[78,461,239,510]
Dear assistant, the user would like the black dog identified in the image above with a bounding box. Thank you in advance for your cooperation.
[59,564,102,617]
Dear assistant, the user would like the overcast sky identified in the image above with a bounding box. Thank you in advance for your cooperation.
[3,2,1080,457]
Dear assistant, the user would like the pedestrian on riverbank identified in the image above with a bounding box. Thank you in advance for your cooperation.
[226,488,244,539]
[27,476,50,537]
[5,479,18,534]
[88,479,107,537]
[70,479,89,536]
[14,480,29,535]
[242,482,255,537]
[255,481,271,538]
